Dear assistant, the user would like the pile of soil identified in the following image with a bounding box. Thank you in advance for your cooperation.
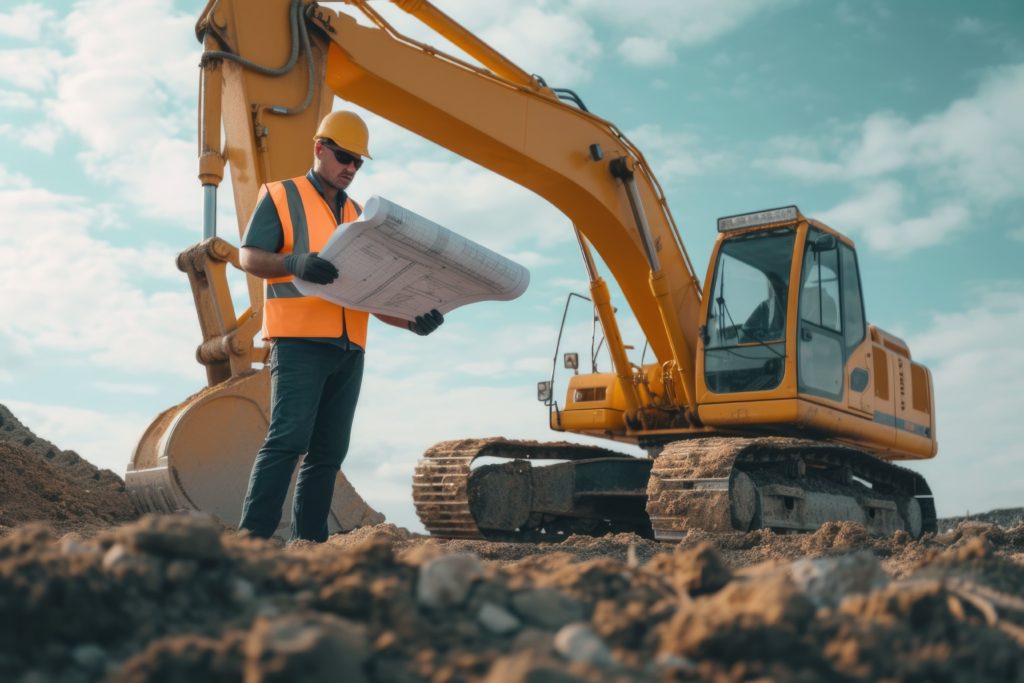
[0,404,137,533]
[0,405,1022,682]
[1,516,1022,682]
[940,508,1024,532]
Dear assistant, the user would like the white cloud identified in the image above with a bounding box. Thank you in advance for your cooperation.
[761,62,1024,254]
[0,48,62,90]
[1011,226,1024,242]
[3,400,148,476]
[834,1,890,37]
[94,382,160,395]
[953,17,987,36]
[0,166,32,189]
[0,88,35,109]
[571,0,795,48]
[505,250,560,269]
[478,6,601,85]
[0,3,57,41]
[618,36,676,68]
[769,156,845,180]
[363,0,788,84]
[357,1,601,85]
[767,63,1024,205]
[626,124,725,179]
[45,0,202,227]
[362,159,574,251]
[908,283,1024,516]
[910,64,1024,202]
[0,177,200,375]
[816,181,970,254]
[0,121,59,153]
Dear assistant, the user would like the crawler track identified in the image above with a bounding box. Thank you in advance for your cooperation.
[412,438,626,539]
[414,436,936,541]
[646,436,936,540]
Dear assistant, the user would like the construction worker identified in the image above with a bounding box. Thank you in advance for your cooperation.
[741,272,787,343]
[237,110,444,542]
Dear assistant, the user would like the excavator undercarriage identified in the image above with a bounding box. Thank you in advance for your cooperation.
[413,436,936,541]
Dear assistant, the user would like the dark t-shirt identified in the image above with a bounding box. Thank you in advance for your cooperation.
[242,170,362,351]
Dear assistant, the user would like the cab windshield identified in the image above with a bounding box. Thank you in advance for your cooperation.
[704,228,796,393]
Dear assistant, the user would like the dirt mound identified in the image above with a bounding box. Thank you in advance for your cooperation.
[0,516,1021,682]
[1,408,1021,681]
[0,404,136,533]
[940,507,1024,532]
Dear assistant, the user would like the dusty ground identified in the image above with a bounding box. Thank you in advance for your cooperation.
[1,404,1022,682]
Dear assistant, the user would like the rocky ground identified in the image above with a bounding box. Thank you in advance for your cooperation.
[1,404,1022,682]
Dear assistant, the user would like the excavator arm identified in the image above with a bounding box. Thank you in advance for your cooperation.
[197,0,704,417]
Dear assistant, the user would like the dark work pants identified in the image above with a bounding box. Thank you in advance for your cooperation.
[239,338,364,542]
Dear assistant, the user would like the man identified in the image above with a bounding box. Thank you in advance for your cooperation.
[741,272,787,343]
[238,110,444,542]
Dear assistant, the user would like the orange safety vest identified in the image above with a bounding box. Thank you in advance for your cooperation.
[260,175,368,347]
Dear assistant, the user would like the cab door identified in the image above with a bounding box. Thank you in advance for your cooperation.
[837,244,873,416]
[796,231,875,415]
[797,230,844,401]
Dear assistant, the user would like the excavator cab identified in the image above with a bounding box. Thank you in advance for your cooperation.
[697,206,936,461]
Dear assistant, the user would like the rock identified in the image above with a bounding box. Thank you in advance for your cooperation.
[950,535,995,561]
[553,622,614,667]
[164,560,197,584]
[102,543,134,570]
[70,643,107,674]
[477,602,521,635]
[231,578,256,604]
[59,535,99,558]
[244,612,369,683]
[649,652,696,673]
[513,628,555,654]
[645,541,731,596]
[16,670,49,683]
[118,514,223,561]
[484,651,580,683]
[788,550,888,607]
[511,589,585,629]
[416,553,485,608]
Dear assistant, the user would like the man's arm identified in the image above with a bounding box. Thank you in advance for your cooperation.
[240,246,338,284]
[240,246,290,278]
[372,309,445,335]
[373,313,413,329]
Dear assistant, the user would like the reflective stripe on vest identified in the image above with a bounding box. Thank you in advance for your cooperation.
[260,176,368,346]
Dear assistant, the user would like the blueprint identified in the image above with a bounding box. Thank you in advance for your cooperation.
[293,196,530,319]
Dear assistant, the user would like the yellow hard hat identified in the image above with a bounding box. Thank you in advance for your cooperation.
[314,111,372,159]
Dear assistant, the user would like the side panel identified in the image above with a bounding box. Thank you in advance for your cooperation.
[698,397,935,460]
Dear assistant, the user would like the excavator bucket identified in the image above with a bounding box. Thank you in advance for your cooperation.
[126,367,384,535]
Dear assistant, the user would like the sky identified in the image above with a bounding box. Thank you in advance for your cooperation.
[1,0,1022,532]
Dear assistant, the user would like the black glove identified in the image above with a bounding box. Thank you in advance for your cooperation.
[283,252,338,284]
[409,309,444,336]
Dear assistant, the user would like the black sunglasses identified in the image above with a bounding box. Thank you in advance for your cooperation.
[321,142,364,170]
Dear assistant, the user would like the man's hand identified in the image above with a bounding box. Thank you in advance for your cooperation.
[409,309,444,336]
[283,252,338,284]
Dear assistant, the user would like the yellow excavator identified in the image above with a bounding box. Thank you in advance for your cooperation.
[127,0,937,540]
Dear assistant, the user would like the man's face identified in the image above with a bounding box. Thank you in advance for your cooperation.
[314,139,363,191]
